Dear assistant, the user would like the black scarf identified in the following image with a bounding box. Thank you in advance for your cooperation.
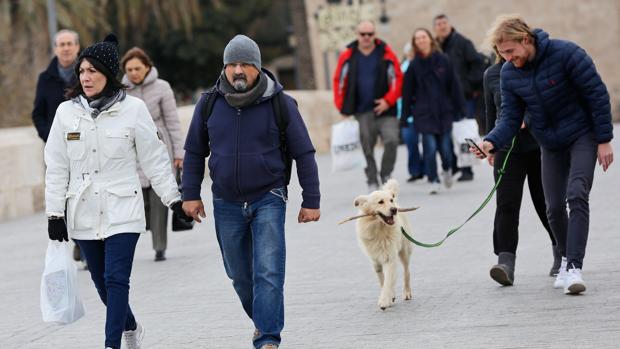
[218,71,268,108]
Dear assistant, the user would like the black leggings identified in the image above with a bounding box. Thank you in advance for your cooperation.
[493,149,555,255]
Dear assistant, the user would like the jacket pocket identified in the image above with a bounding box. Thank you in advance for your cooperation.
[103,128,133,159]
[238,153,283,194]
[65,137,86,160]
[67,192,96,230]
[105,186,142,226]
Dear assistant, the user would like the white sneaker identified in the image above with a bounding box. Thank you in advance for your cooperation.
[564,266,586,295]
[441,170,453,189]
[553,257,567,288]
[124,323,145,349]
[429,182,441,195]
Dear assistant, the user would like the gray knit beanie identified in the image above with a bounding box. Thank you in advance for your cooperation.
[223,35,261,70]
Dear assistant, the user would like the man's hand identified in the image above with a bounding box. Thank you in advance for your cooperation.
[486,153,495,167]
[182,200,206,223]
[373,98,389,115]
[173,159,183,169]
[470,141,494,159]
[597,142,614,172]
[298,208,320,223]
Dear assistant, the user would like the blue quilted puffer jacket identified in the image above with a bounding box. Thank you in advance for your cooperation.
[485,29,613,151]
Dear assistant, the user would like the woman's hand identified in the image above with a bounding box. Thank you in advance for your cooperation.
[470,141,494,159]
[597,142,614,171]
[173,159,183,169]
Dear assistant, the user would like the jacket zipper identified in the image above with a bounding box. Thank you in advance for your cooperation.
[235,108,242,197]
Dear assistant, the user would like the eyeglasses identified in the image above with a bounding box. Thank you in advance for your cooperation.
[358,32,375,37]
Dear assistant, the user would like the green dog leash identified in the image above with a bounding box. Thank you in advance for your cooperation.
[400,137,516,248]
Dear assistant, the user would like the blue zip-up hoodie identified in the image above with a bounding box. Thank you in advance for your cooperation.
[485,29,613,151]
[182,70,320,209]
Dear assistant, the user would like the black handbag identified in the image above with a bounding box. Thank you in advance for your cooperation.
[172,168,194,232]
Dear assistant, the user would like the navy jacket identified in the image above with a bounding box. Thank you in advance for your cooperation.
[32,57,76,142]
[182,71,320,209]
[440,29,486,98]
[401,51,466,134]
[485,29,613,151]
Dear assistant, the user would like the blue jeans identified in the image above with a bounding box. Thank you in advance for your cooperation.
[401,122,424,178]
[213,188,287,348]
[76,233,139,349]
[422,131,452,183]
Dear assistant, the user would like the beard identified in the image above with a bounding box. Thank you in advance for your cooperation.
[232,74,248,92]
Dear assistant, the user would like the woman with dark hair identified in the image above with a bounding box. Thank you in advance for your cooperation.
[121,47,185,262]
[484,50,560,286]
[44,34,191,349]
[402,28,466,194]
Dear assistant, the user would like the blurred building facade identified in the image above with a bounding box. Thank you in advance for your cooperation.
[303,0,620,119]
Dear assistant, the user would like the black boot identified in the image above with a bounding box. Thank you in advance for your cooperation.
[490,252,515,286]
[549,245,562,276]
[154,250,166,262]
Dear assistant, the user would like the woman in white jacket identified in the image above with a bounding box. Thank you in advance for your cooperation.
[44,34,191,349]
[121,47,184,262]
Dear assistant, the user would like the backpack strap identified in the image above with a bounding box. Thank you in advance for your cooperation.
[271,92,293,186]
[200,86,218,157]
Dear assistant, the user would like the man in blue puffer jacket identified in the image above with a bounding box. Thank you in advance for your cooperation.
[182,35,321,349]
[473,16,614,295]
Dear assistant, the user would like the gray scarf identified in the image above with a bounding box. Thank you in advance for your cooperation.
[88,89,127,118]
[218,71,268,108]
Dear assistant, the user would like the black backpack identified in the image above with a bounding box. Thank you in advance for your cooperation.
[200,87,293,185]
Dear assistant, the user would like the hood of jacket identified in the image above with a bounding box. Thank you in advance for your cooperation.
[122,66,159,89]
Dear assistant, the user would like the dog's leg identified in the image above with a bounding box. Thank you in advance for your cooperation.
[378,260,396,310]
[373,261,384,287]
[399,246,412,300]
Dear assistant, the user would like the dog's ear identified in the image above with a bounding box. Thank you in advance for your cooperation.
[383,178,399,196]
[354,195,368,208]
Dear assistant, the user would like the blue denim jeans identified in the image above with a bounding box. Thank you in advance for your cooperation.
[213,188,287,348]
[401,122,424,178]
[422,131,452,183]
[75,233,139,349]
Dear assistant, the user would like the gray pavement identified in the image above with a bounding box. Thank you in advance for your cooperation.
[1,132,620,348]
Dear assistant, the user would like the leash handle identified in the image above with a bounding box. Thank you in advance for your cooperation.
[401,137,516,248]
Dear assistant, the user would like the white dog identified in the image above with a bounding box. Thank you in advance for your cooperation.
[353,179,413,310]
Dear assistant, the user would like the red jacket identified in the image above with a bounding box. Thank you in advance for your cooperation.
[332,39,403,116]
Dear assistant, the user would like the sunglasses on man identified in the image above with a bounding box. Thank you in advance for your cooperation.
[358,32,375,37]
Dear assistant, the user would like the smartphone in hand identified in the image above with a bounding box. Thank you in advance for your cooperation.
[465,138,487,159]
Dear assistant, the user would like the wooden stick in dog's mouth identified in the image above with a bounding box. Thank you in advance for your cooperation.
[338,207,420,225]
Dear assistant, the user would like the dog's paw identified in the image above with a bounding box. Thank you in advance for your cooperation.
[378,296,394,310]
[404,290,413,300]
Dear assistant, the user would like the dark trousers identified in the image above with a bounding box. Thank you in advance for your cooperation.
[422,131,452,183]
[541,132,597,269]
[143,187,168,252]
[76,233,140,349]
[493,149,555,255]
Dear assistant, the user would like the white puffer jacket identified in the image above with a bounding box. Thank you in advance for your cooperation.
[44,95,181,240]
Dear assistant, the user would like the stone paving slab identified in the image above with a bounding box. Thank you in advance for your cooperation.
[1,129,619,348]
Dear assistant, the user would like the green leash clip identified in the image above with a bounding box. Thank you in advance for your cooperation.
[400,137,517,248]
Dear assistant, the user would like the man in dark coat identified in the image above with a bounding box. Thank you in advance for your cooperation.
[434,14,486,181]
[32,29,80,142]
[473,15,614,295]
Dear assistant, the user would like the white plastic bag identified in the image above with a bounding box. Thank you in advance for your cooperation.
[40,241,85,324]
[452,118,480,167]
[331,119,366,172]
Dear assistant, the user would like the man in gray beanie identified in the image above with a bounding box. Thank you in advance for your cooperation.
[182,35,321,349]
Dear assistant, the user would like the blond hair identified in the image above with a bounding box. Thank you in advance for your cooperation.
[485,15,534,53]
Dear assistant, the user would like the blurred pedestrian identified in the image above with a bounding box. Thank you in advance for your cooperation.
[44,34,191,349]
[182,35,321,349]
[474,15,614,295]
[483,52,560,286]
[434,14,486,181]
[121,47,185,262]
[32,29,86,266]
[402,28,466,195]
[397,43,425,182]
[333,20,403,191]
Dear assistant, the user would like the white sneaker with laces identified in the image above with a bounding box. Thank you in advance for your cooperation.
[564,266,586,295]
[441,170,453,189]
[429,182,441,195]
[124,323,145,349]
[553,257,567,288]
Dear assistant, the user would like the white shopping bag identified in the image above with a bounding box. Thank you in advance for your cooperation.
[452,118,480,167]
[40,241,85,324]
[331,119,366,172]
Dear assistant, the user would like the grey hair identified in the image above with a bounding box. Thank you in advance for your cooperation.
[54,29,79,46]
